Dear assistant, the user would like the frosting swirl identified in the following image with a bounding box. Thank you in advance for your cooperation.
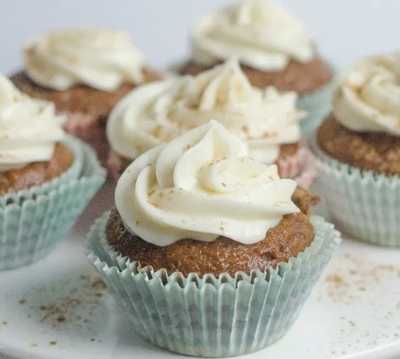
[107,59,303,163]
[0,75,65,172]
[333,53,400,136]
[191,0,314,71]
[115,121,299,246]
[24,28,145,91]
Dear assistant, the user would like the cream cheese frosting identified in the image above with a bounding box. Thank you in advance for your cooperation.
[333,53,400,136]
[107,59,304,163]
[115,121,299,246]
[191,0,314,71]
[0,75,65,172]
[24,28,145,92]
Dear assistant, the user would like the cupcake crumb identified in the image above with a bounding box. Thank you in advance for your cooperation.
[57,315,66,323]
[324,254,400,304]
[326,274,344,285]
[21,274,107,329]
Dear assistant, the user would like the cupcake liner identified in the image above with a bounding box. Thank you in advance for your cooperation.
[0,139,106,271]
[0,136,84,206]
[63,111,110,166]
[311,138,400,247]
[298,77,336,136]
[277,144,317,189]
[88,213,340,357]
[106,150,130,182]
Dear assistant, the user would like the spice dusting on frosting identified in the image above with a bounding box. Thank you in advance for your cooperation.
[107,59,303,162]
[115,121,299,246]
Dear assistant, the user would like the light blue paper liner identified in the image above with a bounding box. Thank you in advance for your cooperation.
[311,137,400,247]
[88,212,340,357]
[298,76,337,136]
[0,139,106,271]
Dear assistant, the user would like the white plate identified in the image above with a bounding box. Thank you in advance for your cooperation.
[0,187,400,359]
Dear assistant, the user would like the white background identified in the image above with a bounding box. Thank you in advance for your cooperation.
[1,0,400,74]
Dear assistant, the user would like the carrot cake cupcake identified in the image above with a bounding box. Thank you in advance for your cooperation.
[89,121,340,357]
[107,59,315,187]
[179,0,334,133]
[313,52,400,246]
[0,74,105,270]
[11,28,161,164]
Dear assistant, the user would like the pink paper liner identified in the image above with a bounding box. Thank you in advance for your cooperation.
[277,145,317,189]
[63,112,109,166]
[107,150,126,181]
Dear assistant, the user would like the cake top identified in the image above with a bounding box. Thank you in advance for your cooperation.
[191,0,314,71]
[115,121,299,247]
[24,28,146,92]
[0,75,65,172]
[107,59,303,163]
[333,52,400,136]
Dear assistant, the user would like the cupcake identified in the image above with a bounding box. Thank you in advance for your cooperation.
[312,52,400,246]
[10,28,162,164]
[107,59,315,187]
[89,121,340,357]
[0,75,105,270]
[179,0,334,133]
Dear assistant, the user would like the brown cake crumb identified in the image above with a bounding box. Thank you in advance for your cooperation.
[10,70,162,119]
[106,187,319,276]
[180,56,333,95]
[323,253,400,305]
[317,116,400,175]
[277,143,297,158]
[21,275,108,329]
[292,186,319,215]
[0,143,74,195]
[326,274,345,285]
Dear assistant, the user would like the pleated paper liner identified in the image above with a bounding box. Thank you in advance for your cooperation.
[277,144,316,189]
[88,212,341,357]
[311,137,400,247]
[0,138,106,271]
[298,75,337,136]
